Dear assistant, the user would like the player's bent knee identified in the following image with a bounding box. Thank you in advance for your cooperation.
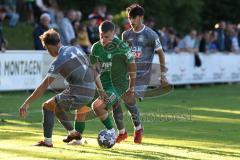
[42,98,56,112]
[75,105,89,121]
[92,99,105,112]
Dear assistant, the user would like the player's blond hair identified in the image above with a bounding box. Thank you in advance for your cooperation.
[39,29,60,47]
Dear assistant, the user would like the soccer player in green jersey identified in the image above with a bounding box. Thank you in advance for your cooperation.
[68,20,137,144]
[91,20,137,138]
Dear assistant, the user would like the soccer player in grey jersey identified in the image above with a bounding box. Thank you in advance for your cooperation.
[19,29,96,147]
[113,4,168,144]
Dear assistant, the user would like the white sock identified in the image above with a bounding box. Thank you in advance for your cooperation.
[135,124,142,131]
[118,128,126,134]
[68,129,77,135]
[44,137,52,144]
[108,128,115,135]
[75,140,82,144]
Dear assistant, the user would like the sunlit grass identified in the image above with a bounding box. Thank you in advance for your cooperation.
[192,107,240,115]
[1,84,240,159]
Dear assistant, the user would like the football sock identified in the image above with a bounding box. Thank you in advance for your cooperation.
[43,108,54,138]
[112,103,124,130]
[125,103,141,127]
[119,128,126,134]
[55,108,74,131]
[68,129,77,135]
[75,121,85,134]
[135,124,142,131]
[102,115,113,130]
[44,137,52,144]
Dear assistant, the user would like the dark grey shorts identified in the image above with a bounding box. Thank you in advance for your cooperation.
[55,85,95,111]
[135,85,148,99]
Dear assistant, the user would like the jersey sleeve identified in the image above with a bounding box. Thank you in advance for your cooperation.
[90,43,98,64]
[47,60,58,78]
[151,31,162,51]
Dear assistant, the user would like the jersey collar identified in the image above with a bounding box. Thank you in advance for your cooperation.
[58,45,64,53]
[133,25,145,33]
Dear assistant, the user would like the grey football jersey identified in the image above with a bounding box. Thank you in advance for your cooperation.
[47,46,95,88]
[122,25,162,86]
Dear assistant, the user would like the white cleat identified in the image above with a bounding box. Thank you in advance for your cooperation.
[68,139,88,145]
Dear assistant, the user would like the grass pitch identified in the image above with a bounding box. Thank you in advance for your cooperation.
[0,84,240,160]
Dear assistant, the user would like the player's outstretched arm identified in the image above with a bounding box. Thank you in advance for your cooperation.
[19,76,55,118]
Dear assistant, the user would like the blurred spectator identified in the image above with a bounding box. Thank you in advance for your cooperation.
[0,34,7,52]
[72,10,82,36]
[0,20,7,52]
[87,14,99,44]
[208,31,218,52]
[158,26,177,52]
[70,38,81,48]
[228,25,240,53]
[76,24,91,54]
[122,18,131,31]
[215,21,226,52]
[0,0,19,27]
[115,24,121,37]
[89,4,107,25]
[145,18,162,39]
[24,0,35,24]
[35,0,59,27]
[34,0,48,22]
[199,31,218,53]
[175,29,199,53]
[33,13,51,50]
[224,23,235,53]
[106,14,113,21]
[58,9,76,45]
[168,28,180,52]
[199,31,207,52]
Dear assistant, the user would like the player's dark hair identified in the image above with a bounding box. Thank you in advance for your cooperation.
[39,29,60,46]
[127,4,144,18]
[99,20,115,33]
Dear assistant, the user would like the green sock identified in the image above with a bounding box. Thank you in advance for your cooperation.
[75,121,85,134]
[102,115,113,130]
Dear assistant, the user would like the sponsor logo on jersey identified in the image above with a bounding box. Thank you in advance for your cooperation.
[107,54,112,59]
[101,62,112,71]
[132,46,143,58]
[108,92,116,103]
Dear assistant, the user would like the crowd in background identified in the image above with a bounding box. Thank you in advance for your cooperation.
[0,0,240,55]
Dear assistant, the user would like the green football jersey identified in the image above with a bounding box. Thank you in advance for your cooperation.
[90,37,134,94]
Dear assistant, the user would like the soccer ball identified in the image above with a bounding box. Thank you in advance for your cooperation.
[97,129,116,148]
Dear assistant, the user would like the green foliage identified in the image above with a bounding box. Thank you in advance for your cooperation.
[58,0,204,33]
[141,0,203,33]
[201,0,240,29]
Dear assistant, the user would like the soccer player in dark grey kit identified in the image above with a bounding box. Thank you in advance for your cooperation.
[113,4,168,144]
[19,29,96,147]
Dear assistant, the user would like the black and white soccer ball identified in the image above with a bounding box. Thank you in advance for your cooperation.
[97,129,116,148]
